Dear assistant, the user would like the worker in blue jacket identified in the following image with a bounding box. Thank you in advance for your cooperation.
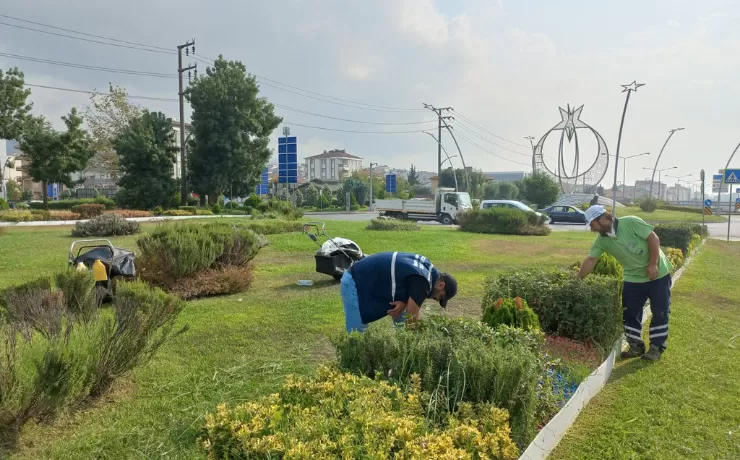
[340,251,457,332]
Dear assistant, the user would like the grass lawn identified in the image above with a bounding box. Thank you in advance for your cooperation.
[0,220,595,459]
[551,239,740,460]
[619,206,723,223]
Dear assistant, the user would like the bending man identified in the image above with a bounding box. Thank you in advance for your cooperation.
[340,251,457,333]
[578,205,673,361]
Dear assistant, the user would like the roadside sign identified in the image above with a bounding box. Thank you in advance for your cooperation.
[385,174,397,193]
[712,174,728,193]
[704,199,712,207]
[736,197,740,211]
[724,169,740,184]
[704,207,713,215]
[278,136,298,184]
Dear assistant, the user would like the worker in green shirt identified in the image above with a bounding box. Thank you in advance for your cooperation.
[578,205,673,361]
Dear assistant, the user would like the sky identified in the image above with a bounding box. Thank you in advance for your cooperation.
[1,0,739,189]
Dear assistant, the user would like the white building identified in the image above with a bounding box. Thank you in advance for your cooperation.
[305,149,363,190]
[171,120,193,180]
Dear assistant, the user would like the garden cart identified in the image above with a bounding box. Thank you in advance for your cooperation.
[68,239,137,301]
[303,222,364,281]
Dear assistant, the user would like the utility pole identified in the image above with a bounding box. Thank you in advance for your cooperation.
[369,162,378,211]
[178,39,197,205]
[423,104,452,178]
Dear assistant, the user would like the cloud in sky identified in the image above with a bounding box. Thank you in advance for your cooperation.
[1,0,739,186]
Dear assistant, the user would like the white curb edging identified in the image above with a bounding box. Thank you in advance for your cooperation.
[520,239,705,459]
[0,214,252,227]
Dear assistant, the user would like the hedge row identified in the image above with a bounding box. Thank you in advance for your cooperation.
[28,197,115,210]
[458,208,550,236]
[654,223,707,255]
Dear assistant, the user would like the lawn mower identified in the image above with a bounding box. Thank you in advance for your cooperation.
[68,239,137,301]
[303,222,364,281]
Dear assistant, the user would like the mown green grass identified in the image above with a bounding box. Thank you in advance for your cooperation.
[0,221,598,459]
[620,206,723,223]
[551,240,740,460]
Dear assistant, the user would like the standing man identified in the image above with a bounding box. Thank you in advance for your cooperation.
[578,205,673,361]
[340,251,457,333]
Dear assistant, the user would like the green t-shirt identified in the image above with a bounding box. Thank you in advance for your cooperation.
[588,216,672,283]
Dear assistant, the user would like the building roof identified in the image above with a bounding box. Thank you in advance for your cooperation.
[305,149,362,160]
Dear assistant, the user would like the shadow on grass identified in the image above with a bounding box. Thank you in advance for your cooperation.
[607,356,655,384]
[275,279,338,292]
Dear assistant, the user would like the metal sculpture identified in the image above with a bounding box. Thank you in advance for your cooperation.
[532,104,609,194]
[612,81,645,217]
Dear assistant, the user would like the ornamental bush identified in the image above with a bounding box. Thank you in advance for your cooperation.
[0,272,184,448]
[483,297,540,331]
[200,366,519,459]
[70,203,105,219]
[483,269,622,351]
[71,214,141,237]
[333,315,543,447]
[366,218,420,231]
[136,222,267,299]
[458,208,550,236]
[653,223,696,255]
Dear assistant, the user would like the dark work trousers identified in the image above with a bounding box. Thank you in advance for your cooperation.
[622,274,672,352]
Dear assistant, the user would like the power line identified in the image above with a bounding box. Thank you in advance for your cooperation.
[0,20,173,54]
[0,13,171,51]
[0,52,176,78]
[24,83,178,102]
[272,103,436,125]
[282,122,425,134]
[451,121,531,158]
[452,110,530,148]
[453,130,532,167]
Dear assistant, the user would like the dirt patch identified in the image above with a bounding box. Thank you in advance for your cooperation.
[446,297,482,320]
[472,238,550,255]
[307,335,337,364]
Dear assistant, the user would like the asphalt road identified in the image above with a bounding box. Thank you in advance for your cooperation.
[304,212,740,240]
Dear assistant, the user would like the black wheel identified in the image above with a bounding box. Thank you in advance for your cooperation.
[549,218,556,224]
[440,214,453,225]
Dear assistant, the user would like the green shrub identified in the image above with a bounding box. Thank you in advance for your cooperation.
[483,269,622,350]
[0,273,184,447]
[136,222,267,298]
[70,203,105,219]
[211,203,223,214]
[153,206,164,216]
[663,247,684,274]
[28,197,115,211]
[0,211,33,222]
[571,253,623,279]
[163,209,192,217]
[637,196,658,213]
[178,206,197,214]
[654,223,695,255]
[30,209,52,221]
[333,315,543,447]
[245,193,262,208]
[0,198,8,210]
[366,218,420,231]
[254,199,303,220]
[223,201,239,210]
[200,366,519,459]
[195,209,214,216]
[71,214,141,237]
[657,204,704,215]
[458,208,549,236]
[483,297,540,331]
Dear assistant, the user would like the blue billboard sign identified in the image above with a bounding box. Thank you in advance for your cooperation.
[278,136,298,184]
[385,174,397,193]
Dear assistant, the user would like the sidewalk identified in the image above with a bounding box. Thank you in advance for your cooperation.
[550,240,740,459]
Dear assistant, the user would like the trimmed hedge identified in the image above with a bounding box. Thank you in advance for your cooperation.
[657,204,704,215]
[653,223,705,255]
[71,204,105,219]
[458,208,550,236]
[366,218,420,231]
[28,197,115,210]
[483,269,622,350]
[71,214,141,237]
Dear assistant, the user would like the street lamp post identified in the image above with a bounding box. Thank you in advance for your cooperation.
[608,152,650,200]
[649,128,684,198]
[644,166,677,200]
[369,162,378,211]
[665,173,692,203]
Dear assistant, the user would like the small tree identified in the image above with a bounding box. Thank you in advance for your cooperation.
[407,164,420,185]
[294,189,304,207]
[0,67,33,141]
[20,109,94,206]
[496,182,519,200]
[115,111,179,210]
[483,182,499,200]
[5,178,21,201]
[304,184,319,208]
[520,171,560,209]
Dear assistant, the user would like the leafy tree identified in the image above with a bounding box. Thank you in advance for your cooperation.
[304,184,319,208]
[5,178,21,201]
[412,184,431,196]
[186,57,282,204]
[496,182,519,200]
[483,182,499,200]
[439,167,488,198]
[407,164,419,185]
[0,67,32,141]
[114,111,178,210]
[20,109,94,206]
[83,84,141,179]
[342,176,367,205]
[319,193,330,209]
[295,189,304,207]
[520,171,560,209]
[21,190,32,201]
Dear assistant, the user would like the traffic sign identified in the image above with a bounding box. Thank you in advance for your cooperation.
[712,174,728,193]
[385,174,397,193]
[704,199,712,207]
[256,167,269,195]
[278,136,298,184]
[704,207,713,216]
[736,197,740,211]
[724,169,740,184]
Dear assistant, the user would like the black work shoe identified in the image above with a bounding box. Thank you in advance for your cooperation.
[620,347,644,359]
[642,347,662,361]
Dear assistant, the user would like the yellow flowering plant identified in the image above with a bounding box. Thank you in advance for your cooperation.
[200,366,519,459]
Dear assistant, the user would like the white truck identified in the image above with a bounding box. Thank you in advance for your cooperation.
[375,188,472,225]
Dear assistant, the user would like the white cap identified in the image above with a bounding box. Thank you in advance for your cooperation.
[585,205,606,225]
